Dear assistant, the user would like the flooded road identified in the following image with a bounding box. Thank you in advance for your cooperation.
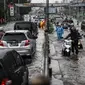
[27,29,45,79]
[49,25,85,85]
[2,22,45,81]
[2,20,85,85]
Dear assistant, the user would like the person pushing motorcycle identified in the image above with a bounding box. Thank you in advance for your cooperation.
[65,27,79,56]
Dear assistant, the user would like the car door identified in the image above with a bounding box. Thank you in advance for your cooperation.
[3,52,19,85]
[12,50,28,85]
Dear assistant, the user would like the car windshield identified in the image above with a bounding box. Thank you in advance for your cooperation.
[2,33,27,42]
[82,21,85,24]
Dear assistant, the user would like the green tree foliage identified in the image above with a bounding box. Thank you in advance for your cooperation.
[0,8,4,18]
[49,22,54,33]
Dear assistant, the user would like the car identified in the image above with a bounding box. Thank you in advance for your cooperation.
[81,20,85,31]
[53,15,63,23]
[0,49,29,85]
[0,30,36,58]
[14,21,38,39]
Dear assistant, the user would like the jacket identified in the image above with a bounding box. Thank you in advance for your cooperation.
[65,29,79,41]
[56,27,64,34]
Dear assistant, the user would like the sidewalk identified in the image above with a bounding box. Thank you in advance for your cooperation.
[49,23,85,85]
[49,24,64,85]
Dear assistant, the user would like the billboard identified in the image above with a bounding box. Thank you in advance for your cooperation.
[49,7,56,13]
[44,7,57,14]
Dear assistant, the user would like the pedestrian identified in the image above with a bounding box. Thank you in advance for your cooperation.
[30,75,50,85]
[56,24,64,40]
[65,27,79,57]
[56,22,59,27]
[40,20,44,29]
[77,20,79,26]
[42,19,46,30]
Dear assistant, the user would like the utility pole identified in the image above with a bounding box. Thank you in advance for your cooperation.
[46,0,49,31]
[4,0,6,21]
[18,0,20,3]
[69,3,71,16]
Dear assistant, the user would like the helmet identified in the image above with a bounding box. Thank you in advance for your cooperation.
[70,26,76,32]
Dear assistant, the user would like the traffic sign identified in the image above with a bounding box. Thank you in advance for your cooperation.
[10,6,14,16]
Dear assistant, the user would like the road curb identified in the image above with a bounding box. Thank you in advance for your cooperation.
[49,41,64,85]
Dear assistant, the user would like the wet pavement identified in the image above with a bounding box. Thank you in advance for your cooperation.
[2,19,85,85]
[49,22,85,85]
[27,29,45,79]
[1,22,45,80]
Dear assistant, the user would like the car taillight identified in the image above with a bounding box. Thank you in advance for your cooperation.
[0,41,4,46]
[1,78,12,85]
[25,40,30,46]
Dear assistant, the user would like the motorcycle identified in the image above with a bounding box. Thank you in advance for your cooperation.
[62,39,72,56]
[62,39,83,56]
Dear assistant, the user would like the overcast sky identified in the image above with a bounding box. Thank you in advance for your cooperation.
[31,0,62,3]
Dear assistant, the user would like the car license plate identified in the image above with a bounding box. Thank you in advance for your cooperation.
[10,42,18,46]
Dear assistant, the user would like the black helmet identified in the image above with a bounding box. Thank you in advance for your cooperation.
[70,26,77,32]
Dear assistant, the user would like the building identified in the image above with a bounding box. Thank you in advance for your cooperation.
[7,0,28,3]
[0,0,31,21]
[62,0,71,3]
[70,0,85,20]
[70,0,85,3]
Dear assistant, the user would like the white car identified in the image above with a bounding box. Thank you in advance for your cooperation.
[0,30,36,58]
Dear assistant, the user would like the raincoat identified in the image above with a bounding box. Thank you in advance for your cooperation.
[40,21,43,29]
[56,26,64,40]
[40,20,45,29]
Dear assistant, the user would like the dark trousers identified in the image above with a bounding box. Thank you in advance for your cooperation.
[71,40,78,54]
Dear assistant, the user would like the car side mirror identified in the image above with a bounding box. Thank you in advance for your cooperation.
[32,35,38,39]
[33,36,38,39]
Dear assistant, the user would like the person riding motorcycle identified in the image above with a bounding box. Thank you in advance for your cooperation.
[65,27,79,56]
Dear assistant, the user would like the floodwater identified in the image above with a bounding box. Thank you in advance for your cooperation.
[49,25,85,85]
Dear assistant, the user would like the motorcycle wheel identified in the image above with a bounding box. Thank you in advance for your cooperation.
[66,52,70,56]
[62,50,65,56]
[80,44,83,49]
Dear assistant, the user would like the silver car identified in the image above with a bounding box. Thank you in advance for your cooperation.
[0,30,36,57]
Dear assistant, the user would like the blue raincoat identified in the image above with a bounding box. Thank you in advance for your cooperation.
[56,26,64,40]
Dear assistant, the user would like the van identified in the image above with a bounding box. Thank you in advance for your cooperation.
[14,21,38,39]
